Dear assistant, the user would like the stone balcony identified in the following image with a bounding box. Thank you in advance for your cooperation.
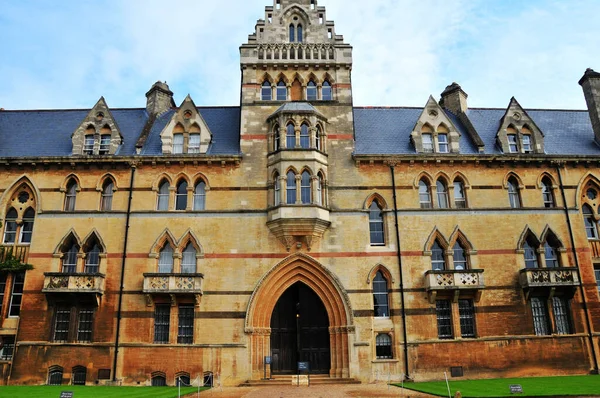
[267,205,331,251]
[142,273,204,307]
[519,267,580,300]
[42,272,105,305]
[424,269,485,303]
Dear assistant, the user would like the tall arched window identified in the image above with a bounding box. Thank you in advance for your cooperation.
[453,242,467,270]
[157,180,170,211]
[315,125,322,151]
[436,180,449,209]
[276,80,287,101]
[431,240,446,270]
[507,177,521,208]
[286,171,296,204]
[100,180,114,211]
[3,208,17,244]
[372,271,389,317]
[85,243,100,274]
[300,171,311,204]
[541,177,555,208]
[297,24,303,42]
[544,233,562,268]
[62,243,79,273]
[316,173,323,206]
[286,124,295,148]
[289,24,295,42]
[419,179,432,209]
[583,204,598,239]
[193,181,206,210]
[274,125,280,151]
[19,208,35,244]
[524,237,539,268]
[158,245,174,273]
[307,80,317,100]
[261,81,272,101]
[175,181,188,210]
[64,180,78,211]
[454,179,467,208]
[181,243,196,273]
[321,81,332,101]
[369,201,384,245]
[300,123,310,148]
[273,172,281,206]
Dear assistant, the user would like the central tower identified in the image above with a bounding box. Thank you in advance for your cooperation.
[240,0,354,252]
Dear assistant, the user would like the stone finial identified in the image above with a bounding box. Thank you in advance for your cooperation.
[145,81,175,116]
[440,82,468,114]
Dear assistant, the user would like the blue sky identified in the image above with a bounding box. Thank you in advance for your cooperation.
[1,0,599,110]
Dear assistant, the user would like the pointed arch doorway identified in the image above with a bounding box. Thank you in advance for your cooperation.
[270,281,330,374]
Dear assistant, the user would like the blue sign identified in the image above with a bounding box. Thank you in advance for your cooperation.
[297,361,309,371]
[264,356,272,364]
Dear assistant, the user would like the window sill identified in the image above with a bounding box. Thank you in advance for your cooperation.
[372,359,398,363]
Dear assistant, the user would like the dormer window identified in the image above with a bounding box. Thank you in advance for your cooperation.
[188,134,200,154]
[99,135,111,155]
[437,133,448,153]
[173,134,184,154]
[422,133,433,153]
[83,135,94,155]
[507,130,518,153]
[497,99,545,154]
[522,134,532,153]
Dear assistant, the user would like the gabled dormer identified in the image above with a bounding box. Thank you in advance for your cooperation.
[160,95,212,155]
[71,97,123,156]
[496,98,544,154]
[411,96,461,154]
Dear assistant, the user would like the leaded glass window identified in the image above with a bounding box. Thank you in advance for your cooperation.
[297,24,303,42]
[369,201,384,245]
[431,241,445,270]
[375,333,392,359]
[188,134,200,154]
[458,299,475,338]
[154,305,170,343]
[373,271,389,317]
[289,24,295,42]
[277,81,287,101]
[531,297,550,335]
[178,305,194,344]
[436,300,452,339]
[0,335,14,360]
[552,297,571,335]
[542,178,554,208]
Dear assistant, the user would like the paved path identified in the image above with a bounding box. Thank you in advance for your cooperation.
[187,384,438,398]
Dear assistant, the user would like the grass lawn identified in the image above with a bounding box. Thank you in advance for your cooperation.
[0,385,209,398]
[396,375,600,397]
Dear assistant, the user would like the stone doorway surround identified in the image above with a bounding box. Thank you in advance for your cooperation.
[244,253,354,379]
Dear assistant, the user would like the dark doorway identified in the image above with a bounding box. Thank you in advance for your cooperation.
[270,282,330,374]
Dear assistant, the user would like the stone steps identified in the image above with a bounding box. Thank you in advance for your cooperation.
[240,375,361,387]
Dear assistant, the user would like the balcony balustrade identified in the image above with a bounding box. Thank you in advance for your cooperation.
[424,269,485,303]
[42,272,105,305]
[519,267,580,299]
[143,273,204,307]
[256,43,336,63]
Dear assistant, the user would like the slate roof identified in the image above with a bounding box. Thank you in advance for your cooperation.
[353,107,598,156]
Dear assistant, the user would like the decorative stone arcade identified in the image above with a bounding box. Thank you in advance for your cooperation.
[245,253,354,379]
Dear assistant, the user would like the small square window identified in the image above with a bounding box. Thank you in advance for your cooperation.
[375,333,392,359]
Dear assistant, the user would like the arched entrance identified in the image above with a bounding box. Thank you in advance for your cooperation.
[245,253,354,379]
[270,282,330,374]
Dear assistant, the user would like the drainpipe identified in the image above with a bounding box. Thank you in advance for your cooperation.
[389,163,410,380]
[556,165,598,373]
[113,164,136,382]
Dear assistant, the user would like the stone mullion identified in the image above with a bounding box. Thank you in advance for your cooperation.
[295,126,301,148]
[174,250,182,273]
[309,127,317,149]
[277,176,285,206]
[451,302,462,339]
[295,174,302,204]
[311,176,319,204]
[186,186,194,211]
[168,186,176,211]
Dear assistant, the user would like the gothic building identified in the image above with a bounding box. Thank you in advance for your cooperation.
[2,0,600,386]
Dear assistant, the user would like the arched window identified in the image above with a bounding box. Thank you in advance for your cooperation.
[286,124,295,148]
[64,180,78,211]
[373,271,389,317]
[277,80,287,101]
[321,81,332,101]
[286,171,296,204]
[3,208,17,244]
[157,180,170,211]
[297,24,303,42]
[85,243,101,274]
[289,24,295,42]
[507,127,518,153]
[541,178,555,208]
[19,208,35,244]
[273,125,280,151]
[421,124,433,153]
[316,173,323,206]
[181,243,196,273]
[436,180,449,208]
[158,244,174,273]
[583,204,598,239]
[369,201,384,245]
[454,179,467,208]
[315,125,322,151]
[453,242,467,270]
[375,333,392,359]
[193,181,206,210]
[274,172,281,206]
[507,177,521,208]
[151,373,167,387]
[307,80,317,101]
[176,372,191,387]
[431,240,446,270]
[261,80,272,101]
[524,237,539,269]
[175,180,188,210]
[62,243,79,273]
[100,180,114,211]
[437,125,449,153]
[48,366,64,385]
[99,134,111,155]
[83,134,94,155]
[544,241,559,268]
[300,123,310,148]
[72,366,87,385]
[419,179,432,209]
[300,171,311,204]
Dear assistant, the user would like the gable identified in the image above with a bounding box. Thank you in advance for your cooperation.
[160,95,213,155]
[496,97,545,154]
[410,96,461,154]
[71,97,123,156]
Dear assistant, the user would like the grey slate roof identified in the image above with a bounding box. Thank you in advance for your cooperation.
[354,107,598,156]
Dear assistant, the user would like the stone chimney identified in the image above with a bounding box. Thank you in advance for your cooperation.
[145,81,174,116]
[579,68,600,143]
[440,82,468,114]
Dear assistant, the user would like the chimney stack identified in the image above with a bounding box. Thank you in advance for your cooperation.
[145,81,174,116]
[579,68,600,144]
[440,82,468,114]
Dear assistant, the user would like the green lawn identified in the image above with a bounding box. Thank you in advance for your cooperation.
[0,385,209,398]
[397,375,600,397]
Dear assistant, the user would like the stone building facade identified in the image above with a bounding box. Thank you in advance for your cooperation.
[2,0,600,387]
